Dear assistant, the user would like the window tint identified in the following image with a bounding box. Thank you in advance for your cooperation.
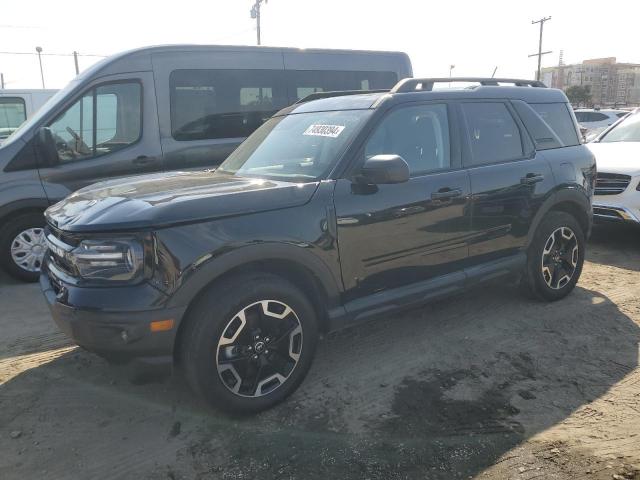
[528,103,579,148]
[462,103,523,165]
[574,112,588,123]
[170,69,287,141]
[48,82,141,163]
[287,70,398,101]
[170,69,399,140]
[0,97,27,139]
[591,112,609,121]
[365,104,450,175]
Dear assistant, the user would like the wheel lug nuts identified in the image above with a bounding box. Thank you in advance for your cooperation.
[264,350,269,355]
[252,354,259,360]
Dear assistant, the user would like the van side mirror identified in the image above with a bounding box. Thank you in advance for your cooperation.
[357,154,410,185]
[36,127,59,166]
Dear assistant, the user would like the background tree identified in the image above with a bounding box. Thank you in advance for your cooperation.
[565,85,592,108]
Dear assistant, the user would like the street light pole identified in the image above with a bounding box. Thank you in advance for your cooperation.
[250,0,268,45]
[73,51,80,75]
[35,46,45,88]
[529,17,552,81]
[449,64,455,87]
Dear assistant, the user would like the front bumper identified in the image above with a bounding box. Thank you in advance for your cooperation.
[593,204,640,225]
[40,263,187,372]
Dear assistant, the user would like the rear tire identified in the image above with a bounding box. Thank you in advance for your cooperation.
[179,273,318,413]
[0,212,46,283]
[520,211,585,302]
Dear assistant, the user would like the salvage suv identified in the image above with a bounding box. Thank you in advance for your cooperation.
[41,78,596,413]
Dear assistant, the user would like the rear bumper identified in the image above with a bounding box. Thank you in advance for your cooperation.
[40,266,186,373]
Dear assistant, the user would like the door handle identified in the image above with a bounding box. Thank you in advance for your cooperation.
[431,188,463,200]
[520,173,545,185]
[132,155,155,166]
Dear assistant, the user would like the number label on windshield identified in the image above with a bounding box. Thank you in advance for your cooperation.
[303,124,345,138]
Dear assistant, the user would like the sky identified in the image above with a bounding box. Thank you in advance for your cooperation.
[1,0,639,89]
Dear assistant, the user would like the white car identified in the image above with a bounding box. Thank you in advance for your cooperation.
[575,109,630,141]
[588,109,640,226]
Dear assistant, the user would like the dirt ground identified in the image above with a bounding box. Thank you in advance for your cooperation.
[1,225,639,480]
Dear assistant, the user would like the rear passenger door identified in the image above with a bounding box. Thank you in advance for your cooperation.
[460,101,554,264]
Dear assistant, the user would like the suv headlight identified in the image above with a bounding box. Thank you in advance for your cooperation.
[69,238,144,282]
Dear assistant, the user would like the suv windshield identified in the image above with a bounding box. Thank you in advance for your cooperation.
[600,112,640,143]
[218,109,372,181]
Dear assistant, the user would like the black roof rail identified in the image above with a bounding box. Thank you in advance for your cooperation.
[391,77,547,93]
[295,89,389,104]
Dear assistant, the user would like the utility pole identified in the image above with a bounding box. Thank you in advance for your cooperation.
[35,46,45,88]
[449,64,455,87]
[250,0,268,45]
[1,73,5,89]
[73,51,80,75]
[529,16,552,81]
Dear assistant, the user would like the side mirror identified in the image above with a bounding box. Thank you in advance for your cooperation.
[36,127,59,166]
[357,154,410,185]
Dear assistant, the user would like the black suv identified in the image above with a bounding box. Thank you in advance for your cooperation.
[41,78,596,413]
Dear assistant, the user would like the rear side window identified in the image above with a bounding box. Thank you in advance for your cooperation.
[616,112,629,119]
[527,103,579,149]
[461,102,524,166]
[170,69,288,141]
[287,70,398,101]
[170,69,399,141]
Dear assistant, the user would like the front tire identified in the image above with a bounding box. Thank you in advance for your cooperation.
[521,211,585,302]
[179,273,319,413]
[0,212,47,283]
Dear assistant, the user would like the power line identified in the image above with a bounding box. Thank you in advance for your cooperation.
[529,16,552,82]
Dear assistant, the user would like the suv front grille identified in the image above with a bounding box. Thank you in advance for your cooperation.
[45,226,77,278]
[595,173,631,196]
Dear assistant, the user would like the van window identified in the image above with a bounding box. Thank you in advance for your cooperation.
[0,97,27,139]
[365,104,451,175]
[48,82,141,163]
[462,102,524,165]
[170,69,287,141]
[287,70,398,101]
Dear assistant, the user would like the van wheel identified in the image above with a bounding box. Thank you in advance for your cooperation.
[0,212,47,283]
[179,273,318,413]
[520,211,585,302]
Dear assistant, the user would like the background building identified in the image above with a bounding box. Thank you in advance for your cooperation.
[542,57,640,107]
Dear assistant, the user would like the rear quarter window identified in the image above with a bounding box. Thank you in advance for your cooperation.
[514,102,579,150]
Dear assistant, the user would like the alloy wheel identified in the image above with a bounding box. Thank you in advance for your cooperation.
[216,300,303,397]
[541,226,579,290]
[10,227,47,273]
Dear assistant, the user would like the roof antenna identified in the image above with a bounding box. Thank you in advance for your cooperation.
[491,66,498,78]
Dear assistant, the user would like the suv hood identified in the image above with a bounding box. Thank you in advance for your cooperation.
[588,142,640,176]
[45,171,319,233]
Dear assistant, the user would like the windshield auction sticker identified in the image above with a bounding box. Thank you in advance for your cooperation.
[303,124,346,138]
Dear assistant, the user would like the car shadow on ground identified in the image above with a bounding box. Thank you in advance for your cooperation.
[588,224,640,272]
[1,280,638,479]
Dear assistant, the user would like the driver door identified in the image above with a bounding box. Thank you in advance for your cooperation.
[38,72,163,202]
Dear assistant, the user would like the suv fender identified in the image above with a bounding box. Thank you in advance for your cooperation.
[165,242,344,317]
[525,187,592,248]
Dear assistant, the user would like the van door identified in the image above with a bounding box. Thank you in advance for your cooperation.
[38,72,162,201]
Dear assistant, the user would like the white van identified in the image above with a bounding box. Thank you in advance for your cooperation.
[0,90,58,142]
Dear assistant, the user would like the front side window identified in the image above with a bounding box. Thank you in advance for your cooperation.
[48,82,141,163]
[600,112,640,143]
[462,102,524,166]
[0,97,27,139]
[364,104,451,175]
[219,109,372,181]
